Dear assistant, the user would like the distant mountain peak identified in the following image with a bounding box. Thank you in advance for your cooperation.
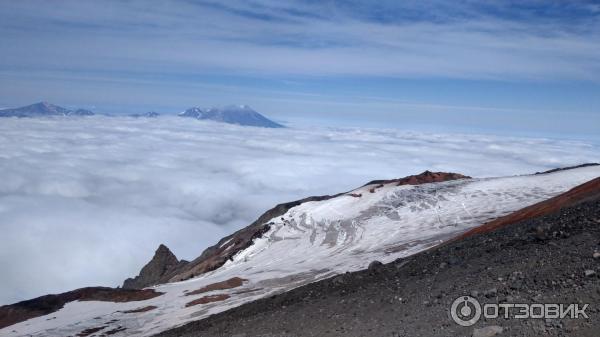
[179,105,284,128]
[178,107,203,118]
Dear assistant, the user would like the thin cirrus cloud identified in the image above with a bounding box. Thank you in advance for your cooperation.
[1,0,598,79]
[0,116,599,305]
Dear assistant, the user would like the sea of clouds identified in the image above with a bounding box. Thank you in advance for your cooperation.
[0,116,598,304]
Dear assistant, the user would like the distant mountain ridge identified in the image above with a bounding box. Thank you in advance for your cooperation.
[179,105,284,128]
[0,102,94,117]
[0,102,284,128]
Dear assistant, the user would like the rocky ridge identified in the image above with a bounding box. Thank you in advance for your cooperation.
[0,102,94,117]
[155,175,600,337]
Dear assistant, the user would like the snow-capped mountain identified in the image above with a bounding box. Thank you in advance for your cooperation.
[0,103,281,127]
[0,102,94,117]
[178,107,203,118]
[1,166,599,337]
[178,105,284,128]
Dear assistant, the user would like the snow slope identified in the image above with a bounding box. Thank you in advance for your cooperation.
[2,166,599,337]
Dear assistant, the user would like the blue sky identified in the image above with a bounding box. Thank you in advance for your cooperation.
[0,0,599,137]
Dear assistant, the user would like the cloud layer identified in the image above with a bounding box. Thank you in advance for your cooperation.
[0,116,599,304]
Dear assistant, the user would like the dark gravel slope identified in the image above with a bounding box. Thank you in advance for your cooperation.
[157,197,600,337]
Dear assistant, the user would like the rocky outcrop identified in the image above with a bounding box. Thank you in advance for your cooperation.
[535,162,598,175]
[168,170,468,282]
[363,170,470,187]
[122,244,188,289]
[0,287,162,329]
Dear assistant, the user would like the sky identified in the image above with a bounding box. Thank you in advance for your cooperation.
[0,0,599,137]
[0,116,599,305]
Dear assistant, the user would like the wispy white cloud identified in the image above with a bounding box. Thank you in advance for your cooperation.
[0,116,598,304]
[0,0,598,80]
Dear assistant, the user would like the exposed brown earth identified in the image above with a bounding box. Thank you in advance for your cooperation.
[168,171,469,283]
[185,277,247,296]
[121,305,158,314]
[363,170,470,187]
[185,294,230,307]
[233,288,263,295]
[0,287,162,329]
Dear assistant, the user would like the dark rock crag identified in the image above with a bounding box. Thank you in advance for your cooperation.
[122,244,188,289]
[535,162,599,175]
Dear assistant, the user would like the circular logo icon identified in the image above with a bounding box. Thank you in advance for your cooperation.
[450,296,481,326]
